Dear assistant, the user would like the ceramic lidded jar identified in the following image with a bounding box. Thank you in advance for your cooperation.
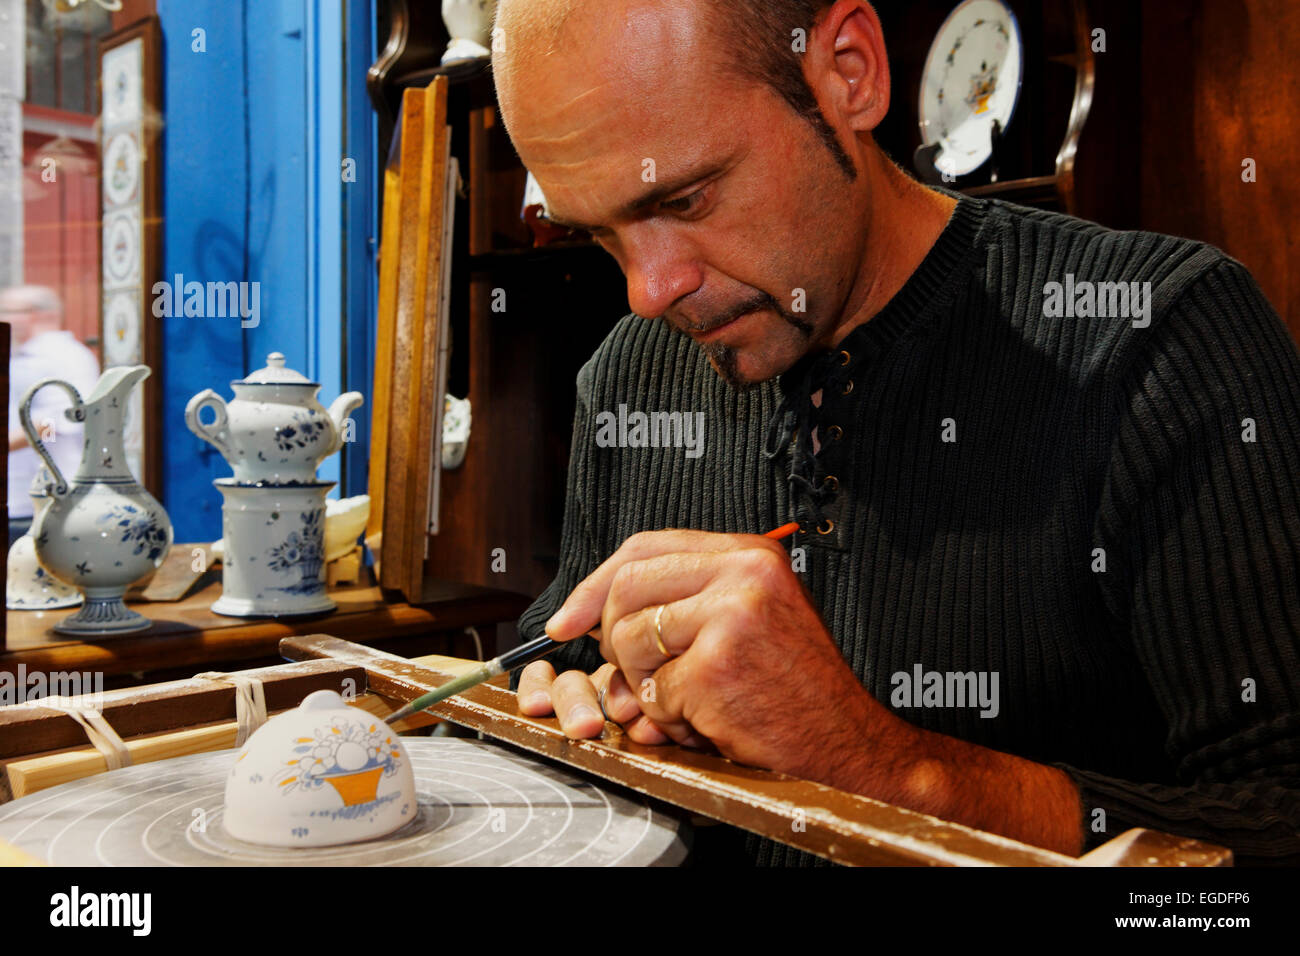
[224,690,416,847]
[185,352,364,484]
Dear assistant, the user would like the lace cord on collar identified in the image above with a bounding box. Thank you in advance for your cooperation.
[763,346,856,537]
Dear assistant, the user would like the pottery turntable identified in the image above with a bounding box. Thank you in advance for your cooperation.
[0,635,1232,868]
[0,741,685,866]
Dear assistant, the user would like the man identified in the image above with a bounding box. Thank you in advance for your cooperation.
[494,0,1300,864]
[3,285,100,547]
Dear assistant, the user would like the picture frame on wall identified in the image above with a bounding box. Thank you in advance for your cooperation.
[98,16,162,495]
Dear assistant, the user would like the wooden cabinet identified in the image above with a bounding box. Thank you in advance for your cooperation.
[369,22,628,640]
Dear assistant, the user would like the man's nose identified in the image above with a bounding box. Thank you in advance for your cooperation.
[621,231,702,320]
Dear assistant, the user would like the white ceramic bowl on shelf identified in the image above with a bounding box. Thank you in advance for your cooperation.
[7,534,83,610]
[224,690,416,847]
[8,468,83,610]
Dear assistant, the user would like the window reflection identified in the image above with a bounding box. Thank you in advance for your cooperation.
[4,1,114,544]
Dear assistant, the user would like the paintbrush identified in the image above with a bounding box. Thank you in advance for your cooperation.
[382,521,802,725]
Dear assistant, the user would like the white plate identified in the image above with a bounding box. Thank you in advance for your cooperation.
[918,0,1023,178]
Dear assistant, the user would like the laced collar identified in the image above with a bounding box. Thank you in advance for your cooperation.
[760,193,988,539]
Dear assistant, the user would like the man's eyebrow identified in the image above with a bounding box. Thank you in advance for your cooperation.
[546,162,727,231]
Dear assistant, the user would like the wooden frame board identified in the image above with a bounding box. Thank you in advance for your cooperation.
[281,635,1233,868]
[374,78,452,601]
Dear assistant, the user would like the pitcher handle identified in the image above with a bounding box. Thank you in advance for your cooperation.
[185,389,234,458]
[19,378,85,499]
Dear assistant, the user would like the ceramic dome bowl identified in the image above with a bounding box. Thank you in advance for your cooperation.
[224,690,416,847]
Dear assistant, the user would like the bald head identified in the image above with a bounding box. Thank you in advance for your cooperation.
[492,0,581,84]
[0,285,64,345]
[493,0,852,175]
[0,285,61,316]
[490,0,901,388]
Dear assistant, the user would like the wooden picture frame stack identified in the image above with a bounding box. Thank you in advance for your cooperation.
[369,78,454,601]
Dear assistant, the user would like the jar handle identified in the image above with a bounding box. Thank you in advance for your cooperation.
[19,378,84,500]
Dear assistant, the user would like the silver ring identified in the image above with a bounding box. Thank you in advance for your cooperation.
[597,683,609,720]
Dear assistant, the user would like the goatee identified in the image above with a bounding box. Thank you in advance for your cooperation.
[701,342,762,391]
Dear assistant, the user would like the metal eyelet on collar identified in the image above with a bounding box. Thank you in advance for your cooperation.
[817,518,835,535]
[823,475,839,493]
[826,424,843,442]
[839,350,851,366]
[841,379,854,396]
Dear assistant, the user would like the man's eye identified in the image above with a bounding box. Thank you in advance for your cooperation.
[660,189,706,217]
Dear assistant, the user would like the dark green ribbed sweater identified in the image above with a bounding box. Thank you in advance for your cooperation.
[516,195,1300,866]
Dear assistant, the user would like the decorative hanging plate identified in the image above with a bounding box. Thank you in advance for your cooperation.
[918,0,1024,178]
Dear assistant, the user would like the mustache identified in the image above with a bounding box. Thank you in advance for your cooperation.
[672,293,776,333]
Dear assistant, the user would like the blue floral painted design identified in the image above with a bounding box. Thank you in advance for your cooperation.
[273,411,328,452]
[267,509,326,595]
[99,503,168,561]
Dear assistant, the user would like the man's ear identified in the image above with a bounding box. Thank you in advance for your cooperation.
[812,0,891,134]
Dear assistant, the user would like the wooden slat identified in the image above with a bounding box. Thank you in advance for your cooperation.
[380,78,450,600]
[0,659,365,759]
[386,89,425,589]
[280,635,1153,867]
[367,147,406,542]
[380,86,428,594]
[131,543,214,602]
[3,692,437,800]
[0,653,502,801]
[1077,827,1232,867]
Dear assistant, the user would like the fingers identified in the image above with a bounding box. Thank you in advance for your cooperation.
[548,669,607,739]
[597,664,641,725]
[514,659,684,748]
[545,529,781,640]
[516,660,556,716]
[603,581,770,699]
[624,714,671,745]
[516,662,605,738]
[597,551,732,664]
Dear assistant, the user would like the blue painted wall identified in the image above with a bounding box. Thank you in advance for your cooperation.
[341,0,378,498]
[156,0,374,542]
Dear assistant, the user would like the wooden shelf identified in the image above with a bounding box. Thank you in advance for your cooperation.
[467,239,605,272]
[962,175,1067,209]
[2,576,532,678]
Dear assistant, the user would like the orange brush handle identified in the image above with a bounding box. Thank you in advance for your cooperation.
[764,522,801,540]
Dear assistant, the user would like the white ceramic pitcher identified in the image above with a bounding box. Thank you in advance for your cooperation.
[20,365,173,635]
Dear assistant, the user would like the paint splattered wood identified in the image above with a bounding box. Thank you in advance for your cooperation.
[279,635,1230,866]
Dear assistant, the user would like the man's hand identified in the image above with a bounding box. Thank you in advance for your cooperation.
[539,529,915,792]
[530,528,1086,855]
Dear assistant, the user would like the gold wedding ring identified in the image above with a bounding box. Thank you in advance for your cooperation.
[653,604,670,658]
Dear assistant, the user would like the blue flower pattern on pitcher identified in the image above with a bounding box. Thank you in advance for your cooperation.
[99,503,168,562]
